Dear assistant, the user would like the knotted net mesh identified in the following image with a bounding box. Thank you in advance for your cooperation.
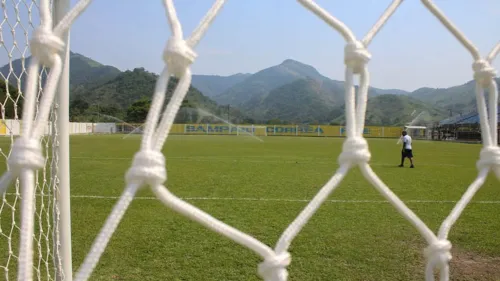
[0,0,63,280]
[1,0,499,281]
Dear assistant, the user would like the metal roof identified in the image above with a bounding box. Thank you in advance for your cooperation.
[439,106,500,125]
[439,111,477,125]
[457,113,500,124]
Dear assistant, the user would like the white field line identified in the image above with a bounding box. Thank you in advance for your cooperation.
[22,156,463,167]
[6,193,500,204]
[0,155,466,167]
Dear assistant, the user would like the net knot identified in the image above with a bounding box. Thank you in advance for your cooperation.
[338,137,371,166]
[29,27,65,67]
[344,41,371,74]
[476,145,500,171]
[8,137,45,171]
[472,59,497,87]
[125,150,166,186]
[424,239,452,270]
[258,252,291,281]
[163,37,197,77]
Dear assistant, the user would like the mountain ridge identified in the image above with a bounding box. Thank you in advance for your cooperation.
[0,53,490,125]
[0,52,121,94]
[191,73,251,98]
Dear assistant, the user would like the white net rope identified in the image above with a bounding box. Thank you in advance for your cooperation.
[0,0,63,280]
[1,0,499,280]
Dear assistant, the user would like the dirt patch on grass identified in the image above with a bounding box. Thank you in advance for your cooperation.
[409,239,500,280]
[449,248,500,281]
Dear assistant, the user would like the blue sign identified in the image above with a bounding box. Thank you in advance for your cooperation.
[184,125,325,135]
[268,126,324,134]
[185,125,254,133]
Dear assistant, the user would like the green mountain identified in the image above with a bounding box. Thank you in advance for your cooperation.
[68,52,122,95]
[212,59,409,117]
[0,53,253,124]
[72,67,157,109]
[331,94,448,126]
[373,88,409,96]
[206,58,499,124]
[408,78,500,114]
[72,67,219,110]
[235,74,417,125]
[255,78,337,124]
[69,67,242,124]
[191,73,251,97]
[0,52,121,95]
[2,52,490,126]
[213,59,334,106]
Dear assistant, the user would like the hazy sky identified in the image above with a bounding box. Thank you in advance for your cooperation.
[2,0,500,91]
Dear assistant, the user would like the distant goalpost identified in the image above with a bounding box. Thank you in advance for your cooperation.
[0,1,499,281]
[405,125,429,140]
[234,125,267,136]
[397,125,430,144]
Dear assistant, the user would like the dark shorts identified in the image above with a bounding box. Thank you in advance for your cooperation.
[402,149,413,158]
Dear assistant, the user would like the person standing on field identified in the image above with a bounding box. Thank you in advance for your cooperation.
[399,130,414,168]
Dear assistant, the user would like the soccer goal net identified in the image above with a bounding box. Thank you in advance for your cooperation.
[405,125,430,140]
[0,0,72,280]
[0,0,499,281]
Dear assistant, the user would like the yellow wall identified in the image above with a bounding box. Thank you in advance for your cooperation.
[0,120,6,135]
[171,124,403,138]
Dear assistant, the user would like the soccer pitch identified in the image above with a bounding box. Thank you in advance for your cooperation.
[4,135,500,280]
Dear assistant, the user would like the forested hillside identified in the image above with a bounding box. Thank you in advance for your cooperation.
[0,52,486,126]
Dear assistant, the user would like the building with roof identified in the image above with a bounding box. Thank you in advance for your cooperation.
[435,107,500,142]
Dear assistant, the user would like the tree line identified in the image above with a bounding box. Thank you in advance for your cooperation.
[69,97,261,124]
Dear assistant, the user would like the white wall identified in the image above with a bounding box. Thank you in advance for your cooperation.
[93,123,116,134]
[0,120,51,136]
[70,122,93,134]
[3,119,21,135]
[0,120,117,136]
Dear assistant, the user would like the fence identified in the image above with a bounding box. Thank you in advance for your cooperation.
[0,120,117,135]
[118,123,406,138]
[0,120,407,138]
[175,124,404,137]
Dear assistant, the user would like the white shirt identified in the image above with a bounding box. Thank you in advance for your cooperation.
[403,135,412,150]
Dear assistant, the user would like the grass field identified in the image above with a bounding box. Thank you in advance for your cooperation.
[2,134,500,280]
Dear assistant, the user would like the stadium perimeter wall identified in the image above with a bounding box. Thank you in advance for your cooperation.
[171,124,404,138]
[0,120,117,135]
[0,120,405,138]
[122,123,406,138]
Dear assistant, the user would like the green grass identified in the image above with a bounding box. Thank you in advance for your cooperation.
[2,135,500,280]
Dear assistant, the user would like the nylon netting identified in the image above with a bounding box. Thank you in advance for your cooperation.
[0,0,63,280]
[1,0,499,281]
